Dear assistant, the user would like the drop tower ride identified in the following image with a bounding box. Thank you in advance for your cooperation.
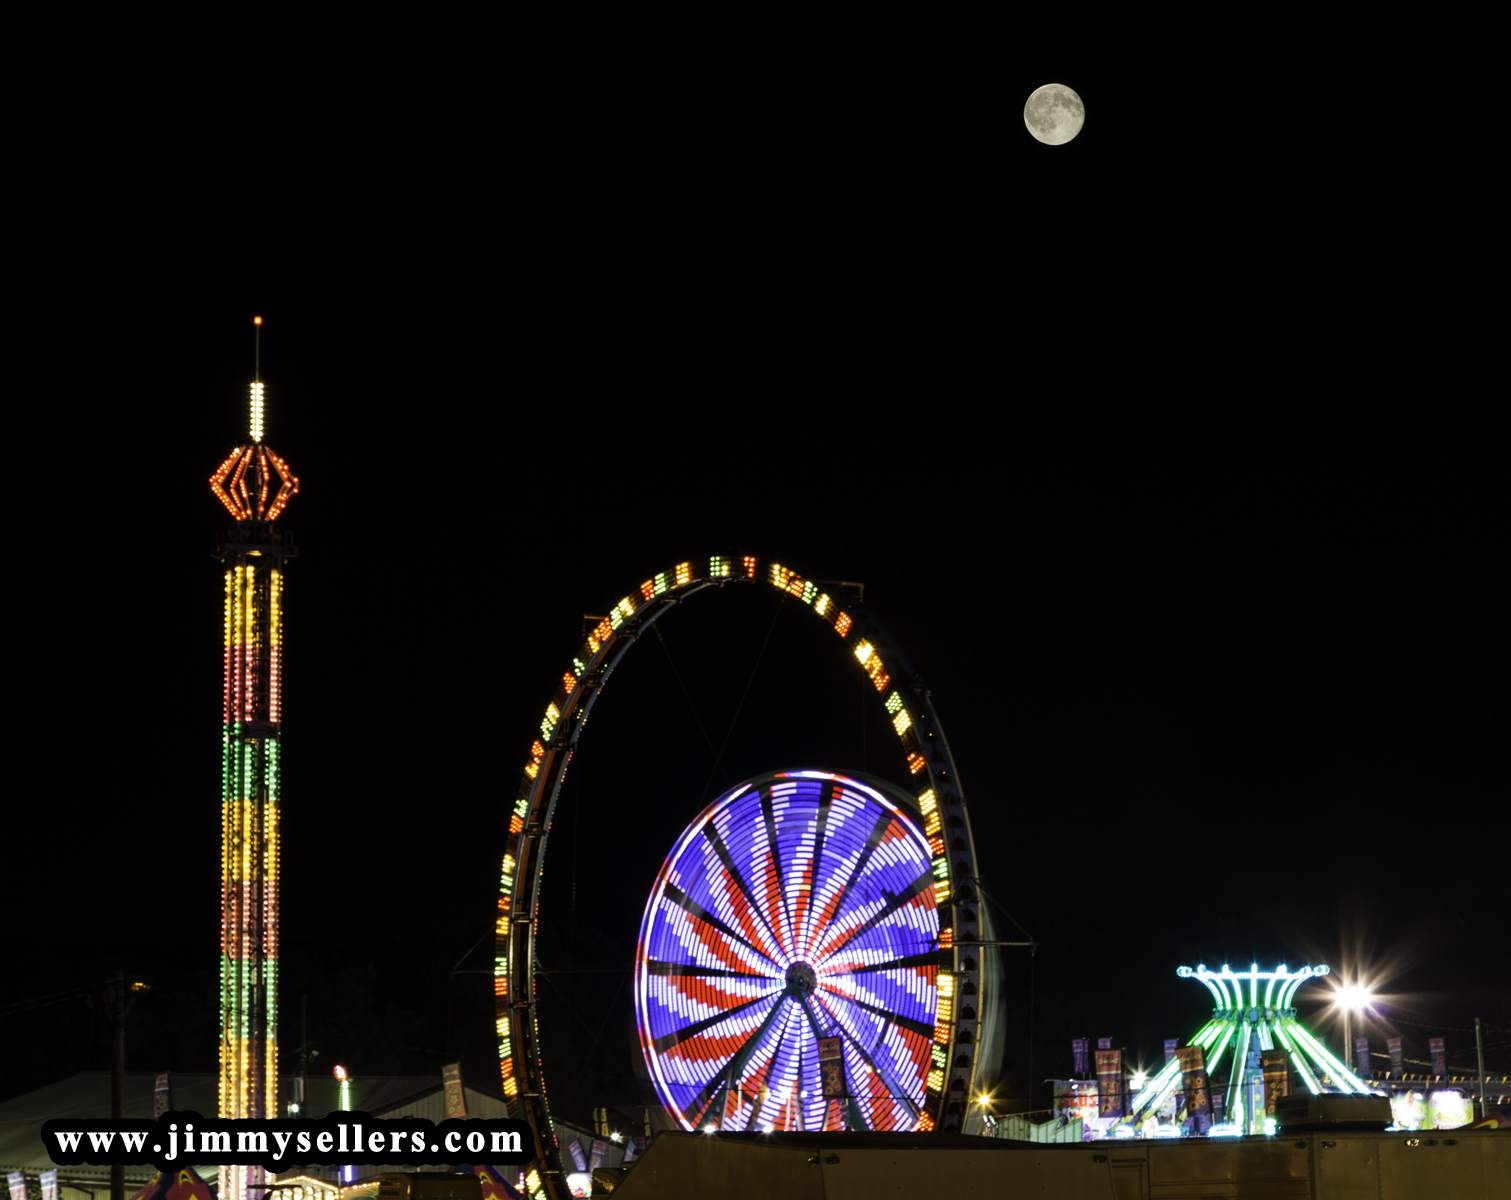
[209,318,299,1200]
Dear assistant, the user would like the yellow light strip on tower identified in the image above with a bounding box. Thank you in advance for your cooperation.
[251,382,265,443]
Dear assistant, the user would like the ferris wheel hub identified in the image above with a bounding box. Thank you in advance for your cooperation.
[785,961,818,996]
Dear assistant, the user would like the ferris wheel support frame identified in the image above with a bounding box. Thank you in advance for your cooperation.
[496,557,989,1200]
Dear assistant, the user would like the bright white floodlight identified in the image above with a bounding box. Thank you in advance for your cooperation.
[1334,982,1374,1012]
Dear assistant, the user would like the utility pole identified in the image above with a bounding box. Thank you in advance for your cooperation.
[1027,941,1036,1117]
[106,972,148,1200]
[111,972,125,1200]
[300,995,309,1116]
[1476,1018,1488,1121]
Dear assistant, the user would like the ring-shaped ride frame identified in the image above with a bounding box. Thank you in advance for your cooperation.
[496,556,989,1199]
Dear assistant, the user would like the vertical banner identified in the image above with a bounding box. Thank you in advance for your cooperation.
[1261,1049,1290,1115]
[1095,1049,1123,1119]
[1072,1038,1089,1077]
[39,1176,56,1200]
[818,1036,845,1099]
[623,1136,646,1165]
[6,1174,25,1200]
[1429,1037,1447,1078]
[1246,1073,1268,1135]
[1176,1045,1211,1135]
[1355,1037,1371,1078]
[1097,1037,1112,1051]
[154,1072,172,1119]
[587,1140,606,1171]
[442,1062,468,1119]
[567,1140,587,1172]
[1167,1038,1184,1118]
[1263,1045,1287,1112]
[1387,1037,1403,1078]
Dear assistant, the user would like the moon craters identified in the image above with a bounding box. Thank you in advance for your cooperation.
[1024,84,1085,145]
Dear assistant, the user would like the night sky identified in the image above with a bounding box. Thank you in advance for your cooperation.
[7,33,1502,1128]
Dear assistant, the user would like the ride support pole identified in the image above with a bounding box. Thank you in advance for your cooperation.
[1476,1018,1488,1121]
[111,972,124,1200]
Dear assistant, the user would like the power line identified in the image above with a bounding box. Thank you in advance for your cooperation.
[653,623,726,787]
[696,592,785,804]
[0,987,90,1016]
[1385,1015,1510,1035]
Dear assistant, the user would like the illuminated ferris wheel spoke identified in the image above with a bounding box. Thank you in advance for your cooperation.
[644,960,769,980]
[729,1043,784,1132]
[650,991,779,1054]
[795,783,837,957]
[701,823,788,960]
[685,1024,774,1130]
[815,967,933,1104]
[814,868,936,962]
[757,791,800,953]
[749,999,810,1129]
[794,992,870,1131]
[661,881,780,967]
[802,809,896,953]
[697,990,793,1130]
[819,989,934,1041]
[827,950,944,976]
[725,1001,800,1132]
[850,1040,922,1127]
[811,992,923,1131]
[748,997,815,1130]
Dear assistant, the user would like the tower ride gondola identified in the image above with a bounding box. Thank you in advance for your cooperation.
[497,559,995,1200]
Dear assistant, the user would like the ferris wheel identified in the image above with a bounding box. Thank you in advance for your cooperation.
[635,769,941,1133]
[496,557,992,1200]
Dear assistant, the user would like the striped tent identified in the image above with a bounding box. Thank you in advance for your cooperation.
[468,1164,523,1200]
[127,1168,215,1200]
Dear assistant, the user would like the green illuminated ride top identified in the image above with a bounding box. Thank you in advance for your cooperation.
[1125,964,1374,1135]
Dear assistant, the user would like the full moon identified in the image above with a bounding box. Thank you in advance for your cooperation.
[1023,83,1085,145]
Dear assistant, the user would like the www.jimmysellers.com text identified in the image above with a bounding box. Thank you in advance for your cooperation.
[42,1112,535,1170]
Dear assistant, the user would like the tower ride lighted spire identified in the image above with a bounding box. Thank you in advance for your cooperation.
[210,317,299,1200]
